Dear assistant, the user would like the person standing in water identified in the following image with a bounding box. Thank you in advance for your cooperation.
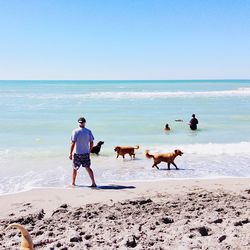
[69,117,97,187]
[189,114,199,130]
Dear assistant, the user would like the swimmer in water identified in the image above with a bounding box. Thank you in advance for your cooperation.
[164,123,171,131]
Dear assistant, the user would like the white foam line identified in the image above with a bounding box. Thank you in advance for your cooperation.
[144,141,250,155]
[1,141,250,158]
[1,88,250,99]
[1,176,250,196]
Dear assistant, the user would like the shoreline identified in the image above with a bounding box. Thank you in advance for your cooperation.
[1,177,249,217]
[1,177,249,249]
[1,175,249,197]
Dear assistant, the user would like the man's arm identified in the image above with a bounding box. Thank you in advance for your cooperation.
[69,141,75,160]
[89,141,94,152]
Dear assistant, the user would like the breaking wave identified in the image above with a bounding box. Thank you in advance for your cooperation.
[1,88,250,100]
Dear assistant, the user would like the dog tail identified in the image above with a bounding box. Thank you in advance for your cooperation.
[7,223,34,250]
[145,150,154,159]
[134,145,140,150]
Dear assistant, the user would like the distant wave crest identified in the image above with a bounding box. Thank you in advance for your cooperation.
[1,142,250,159]
[1,88,250,99]
[148,141,250,155]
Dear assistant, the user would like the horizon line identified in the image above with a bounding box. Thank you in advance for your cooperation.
[0,79,250,81]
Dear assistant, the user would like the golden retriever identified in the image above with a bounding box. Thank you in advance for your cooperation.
[114,145,139,159]
[145,149,183,169]
[7,223,34,250]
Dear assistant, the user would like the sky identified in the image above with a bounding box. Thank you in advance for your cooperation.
[0,0,250,80]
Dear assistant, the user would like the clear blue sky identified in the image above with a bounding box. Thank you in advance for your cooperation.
[0,0,249,80]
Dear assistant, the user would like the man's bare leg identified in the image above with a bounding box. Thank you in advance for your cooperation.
[85,167,97,187]
[72,168,77,186]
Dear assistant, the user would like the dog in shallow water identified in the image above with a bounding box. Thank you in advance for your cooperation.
[145,149,183,170]
[114,145,139,159]
[7,223,34,250]
[91,141,104,155]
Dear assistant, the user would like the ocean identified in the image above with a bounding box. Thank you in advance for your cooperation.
[0,80,250,195]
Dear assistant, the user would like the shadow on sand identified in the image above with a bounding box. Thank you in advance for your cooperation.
[158,168,195,171]
[74,184,136,190]
[97,185,136,190]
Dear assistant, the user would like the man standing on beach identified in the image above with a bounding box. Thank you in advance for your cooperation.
[69,117,97,187]
[189,114,199,130]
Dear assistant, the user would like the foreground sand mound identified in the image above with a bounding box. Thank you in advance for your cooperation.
[1,189,249,249]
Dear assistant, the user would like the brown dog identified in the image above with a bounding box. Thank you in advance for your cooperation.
[7,223,34,250]
[114,145,139,159]
[145,149,183,170]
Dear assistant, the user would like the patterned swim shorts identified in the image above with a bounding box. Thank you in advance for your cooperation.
[73,153,91,170]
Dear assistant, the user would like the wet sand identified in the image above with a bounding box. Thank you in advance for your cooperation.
[0,178,249,249]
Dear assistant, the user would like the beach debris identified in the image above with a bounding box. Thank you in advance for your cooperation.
[37,209,45,220]
[162,217,174,224]
[244,189,250,194]
[70,235,83,242]
[129,198,152,206]
[211,218,223,224]
[60,204,68,209]
[84,234,92,240]
[125,235,137,248]
[218,235,227,242]
[106,214,116,220]
[56,242,62,247]
[51,208,67,216]
[197,226,210,236]
[215,207,224,212]
[7,223,34,250]
[234,218,249,226]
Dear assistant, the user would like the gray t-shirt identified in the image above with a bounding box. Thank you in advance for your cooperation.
[71,127,94,154]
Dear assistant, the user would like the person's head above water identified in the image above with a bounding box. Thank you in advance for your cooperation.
[165,123,170,130]
[192,114,196,118]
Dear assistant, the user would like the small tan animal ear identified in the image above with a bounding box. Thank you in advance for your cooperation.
[174,149,178,153]
[7,223,34,250]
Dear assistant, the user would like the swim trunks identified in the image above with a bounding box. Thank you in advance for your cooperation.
[73,153,91,170]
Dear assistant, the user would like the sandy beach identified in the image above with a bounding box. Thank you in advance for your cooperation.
[0,178,249,249]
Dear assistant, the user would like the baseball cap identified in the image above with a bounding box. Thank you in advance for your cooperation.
[78,117,86,123]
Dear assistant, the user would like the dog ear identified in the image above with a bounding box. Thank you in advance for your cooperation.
[174,149,178,153]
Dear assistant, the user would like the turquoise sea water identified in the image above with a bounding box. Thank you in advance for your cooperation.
[0,80,250,194]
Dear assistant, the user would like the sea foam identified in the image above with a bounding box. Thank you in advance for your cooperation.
[1,87,250,99]
[147,141,250,155]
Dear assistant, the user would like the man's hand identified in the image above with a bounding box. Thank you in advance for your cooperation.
[69,154,73,160]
